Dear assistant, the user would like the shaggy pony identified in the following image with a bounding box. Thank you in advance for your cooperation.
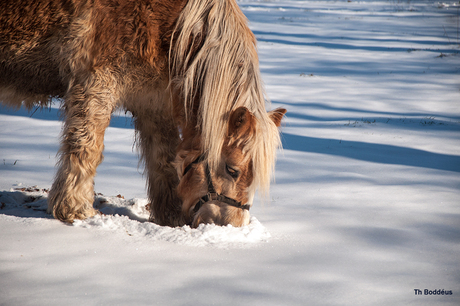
[0,0,286,227]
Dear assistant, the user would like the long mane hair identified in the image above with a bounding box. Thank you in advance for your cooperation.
[170,0,281,197]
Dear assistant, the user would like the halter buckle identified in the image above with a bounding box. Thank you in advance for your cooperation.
[207,192,219,201]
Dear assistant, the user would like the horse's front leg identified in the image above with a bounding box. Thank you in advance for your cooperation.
[48,81,114,223]
[134,108,183,227]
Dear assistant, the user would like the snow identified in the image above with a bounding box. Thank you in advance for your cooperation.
[1,0,459,305]
[0,189,271,248]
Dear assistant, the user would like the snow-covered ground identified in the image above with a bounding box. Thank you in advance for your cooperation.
[1,1,459,305]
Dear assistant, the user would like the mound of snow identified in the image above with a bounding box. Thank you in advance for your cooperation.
[0,188,271,248]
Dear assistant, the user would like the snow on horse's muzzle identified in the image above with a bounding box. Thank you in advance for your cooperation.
[183,154,250,223]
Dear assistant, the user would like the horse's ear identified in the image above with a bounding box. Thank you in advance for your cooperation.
[268,108,287,127]
[228,107,255,137]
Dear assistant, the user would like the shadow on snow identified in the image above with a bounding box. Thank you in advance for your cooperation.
[0,105,134,129]
[282,133,460,173]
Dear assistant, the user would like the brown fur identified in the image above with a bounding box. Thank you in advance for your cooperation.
[0,0,286,227]
[175,107,286,227]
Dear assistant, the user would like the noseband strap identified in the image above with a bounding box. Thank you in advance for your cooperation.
[185,155,251,215]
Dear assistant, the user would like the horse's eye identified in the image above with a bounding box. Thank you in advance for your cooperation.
[225,164,240,179]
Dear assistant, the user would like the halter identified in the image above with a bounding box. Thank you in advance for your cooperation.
[183,154,251,217]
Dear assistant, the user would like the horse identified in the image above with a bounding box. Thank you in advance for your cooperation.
[0,0,286,227]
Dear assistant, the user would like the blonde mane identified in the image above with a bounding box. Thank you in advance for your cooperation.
[170,0,281,196]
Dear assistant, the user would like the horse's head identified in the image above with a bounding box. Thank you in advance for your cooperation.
[175,106,286,227]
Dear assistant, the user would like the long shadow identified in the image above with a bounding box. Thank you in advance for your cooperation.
[253,30,457,50]
[0,105,134,129]
[274,101,460,121]
[283,112,460,131]
[0,105,61,121]
[273,101,460,131]
[282,133,460,173]
[256,36,457,54]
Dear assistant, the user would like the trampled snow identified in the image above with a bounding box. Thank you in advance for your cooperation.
[1,1,459,305]
[0,188,271,248]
